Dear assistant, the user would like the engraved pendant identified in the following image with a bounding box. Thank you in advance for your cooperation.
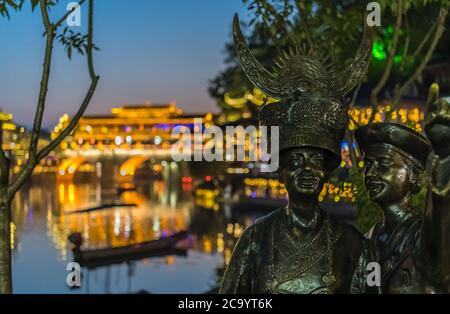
[322,272,336,288]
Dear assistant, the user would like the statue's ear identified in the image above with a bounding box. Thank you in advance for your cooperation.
[427,83,440,108]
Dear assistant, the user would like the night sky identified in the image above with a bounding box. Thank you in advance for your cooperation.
[0,0,249,129]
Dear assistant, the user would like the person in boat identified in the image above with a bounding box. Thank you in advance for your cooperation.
[351,84,450,293]
[219,14,374,294]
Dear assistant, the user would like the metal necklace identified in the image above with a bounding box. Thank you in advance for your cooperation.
[321,218,337,289]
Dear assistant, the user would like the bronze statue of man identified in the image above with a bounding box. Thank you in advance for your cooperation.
[219,14,374,294]
[351,84,450,293]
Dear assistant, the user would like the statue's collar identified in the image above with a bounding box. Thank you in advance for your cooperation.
[284,204,324,236]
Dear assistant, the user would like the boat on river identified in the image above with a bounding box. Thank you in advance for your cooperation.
[64,202,137,215]
[68,231,190,268]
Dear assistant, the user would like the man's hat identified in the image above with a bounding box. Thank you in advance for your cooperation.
[355,123,432,166]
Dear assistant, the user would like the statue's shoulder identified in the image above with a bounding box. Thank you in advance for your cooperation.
[251,207,283,231]
[241,207,284,245]
[254,207,283,225]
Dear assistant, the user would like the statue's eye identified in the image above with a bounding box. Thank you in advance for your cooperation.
[377,158,392,168]
[288,155,303,168]
[311,154,323,166]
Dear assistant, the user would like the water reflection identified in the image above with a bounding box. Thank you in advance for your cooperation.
[11,176,260,293]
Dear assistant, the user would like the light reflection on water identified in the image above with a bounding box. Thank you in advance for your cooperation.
[11,177,259,294]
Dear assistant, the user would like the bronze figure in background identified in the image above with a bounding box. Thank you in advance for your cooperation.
[352,84,450,293]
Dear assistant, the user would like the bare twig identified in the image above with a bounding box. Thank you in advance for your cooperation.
[386,7,448,121]
[369,0,403,123]
[11,0,57,197]
[411,22,437,61]
[38,0,98,159]
[54,0,87,29]
[7,0,99,199]
[294,0,314,48]
[40,0,53,31]
[260,2,283,48]
[349,82,362,110]
[399,12,410,73]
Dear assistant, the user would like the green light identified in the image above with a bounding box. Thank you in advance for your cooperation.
[372,41,387,61]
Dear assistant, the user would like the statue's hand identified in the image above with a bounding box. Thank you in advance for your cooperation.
[425,84,450,158]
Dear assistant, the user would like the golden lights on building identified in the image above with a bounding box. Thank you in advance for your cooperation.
[0,110,31,175]
[0,111,26,152]
[52,102,213,153]
[348,104,424,132]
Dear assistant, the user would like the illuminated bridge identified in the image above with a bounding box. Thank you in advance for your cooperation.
[48,103,213,183]
[33,100,428,184]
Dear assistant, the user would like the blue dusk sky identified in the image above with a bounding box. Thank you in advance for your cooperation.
[0,0,250,129]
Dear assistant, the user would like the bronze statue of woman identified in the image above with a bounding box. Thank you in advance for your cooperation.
[351,84,450,293]
[219,14,374,294]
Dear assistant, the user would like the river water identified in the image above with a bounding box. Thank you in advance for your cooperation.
[11,176,263,294]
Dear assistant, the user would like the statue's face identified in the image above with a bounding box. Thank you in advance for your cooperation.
[363,145,418,206]
[279,147,329,199]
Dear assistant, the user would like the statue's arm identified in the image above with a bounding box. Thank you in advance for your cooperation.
[421,84,450,288]
[421,153,450,287]
[219,225,255,294]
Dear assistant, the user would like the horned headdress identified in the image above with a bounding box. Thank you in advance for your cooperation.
[233,14,374,169]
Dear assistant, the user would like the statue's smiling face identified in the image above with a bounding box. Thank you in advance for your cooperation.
[363,145,421,206]
[279,147,329,198]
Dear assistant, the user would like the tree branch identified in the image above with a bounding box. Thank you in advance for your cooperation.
[0,128,8,182]
[0,147,9,189]
[40,0,53,31]
[260,2,283,48]
[36,79,98,162]
[294,0,314,48]
[398,12,410,73]
[369,0,403,123]
[387,7,448,121]
[9,0,56,199]
[7,0,99,199]
[38,0,100,161]
[54,0,87,29]
[86,0,96,81]
[29,0,55,163]
[349,82,362,110]
[411,21,437,61]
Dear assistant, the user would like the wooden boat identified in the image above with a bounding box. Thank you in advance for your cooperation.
[65,203,137,215]
[76,248,188,269]
[68,231,189,268]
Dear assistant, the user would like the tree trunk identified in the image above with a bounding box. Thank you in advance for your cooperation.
[0,198,12,294]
